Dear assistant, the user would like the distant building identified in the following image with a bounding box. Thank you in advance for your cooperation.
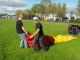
[0,14,8,18]
[0,14,16,19]
[46,14,57,21]
[11,15,16,19]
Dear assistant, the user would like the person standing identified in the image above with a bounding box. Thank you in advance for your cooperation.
[16,15,28,48]
[30,16,47,51]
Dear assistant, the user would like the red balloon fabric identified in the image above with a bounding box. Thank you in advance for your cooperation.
[26,33,55,48]
[26,33,39,48]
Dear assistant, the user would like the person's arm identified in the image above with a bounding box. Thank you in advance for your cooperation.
[22,26,27,35]
[20,21,27,35]
[30,29,40,38]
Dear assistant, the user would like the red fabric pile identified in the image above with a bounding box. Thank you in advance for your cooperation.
[44,35,55,46]
[26,33,39,48]
[26,33,55,48]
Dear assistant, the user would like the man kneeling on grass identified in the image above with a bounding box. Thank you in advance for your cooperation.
[16,15,28,48]
[30,16,47,51]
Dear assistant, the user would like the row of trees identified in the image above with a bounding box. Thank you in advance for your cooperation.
[15,0,80,20]
[16,0,67,19]
[78,0,80,16]
[31,3,66,17]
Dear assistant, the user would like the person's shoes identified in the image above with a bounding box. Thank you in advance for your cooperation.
[44,49,48,52]
[43,48,48,52]
[20,47,23,48]
[33,48,40,51]
[44,46,49,52]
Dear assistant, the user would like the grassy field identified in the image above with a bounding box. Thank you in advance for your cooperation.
[0,18,80,60]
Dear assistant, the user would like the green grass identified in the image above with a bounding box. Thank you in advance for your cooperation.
[0,18,80,60]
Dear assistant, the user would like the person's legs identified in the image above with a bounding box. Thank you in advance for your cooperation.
[20,40,24,48]
[33,38,38,50]
[39,36,48,51]
[18,34,24,48]
[24,40,28,48]
[18,33,28,48]
[33,35,39,50]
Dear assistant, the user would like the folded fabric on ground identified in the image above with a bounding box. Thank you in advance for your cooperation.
[54,35,76,43]
[26,33,76,48]
[26,33,55,48]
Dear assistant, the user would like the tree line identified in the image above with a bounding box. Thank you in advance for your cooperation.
[16,0,80,20]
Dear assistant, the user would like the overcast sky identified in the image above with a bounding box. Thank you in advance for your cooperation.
[0,0,78,15]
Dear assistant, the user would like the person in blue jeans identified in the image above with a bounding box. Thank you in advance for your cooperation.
[16,15,28,48]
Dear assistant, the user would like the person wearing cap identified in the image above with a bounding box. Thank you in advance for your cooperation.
[16,15,28,48]
[30,16,47,51]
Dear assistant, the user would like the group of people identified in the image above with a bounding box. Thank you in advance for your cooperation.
[16,15,48,51]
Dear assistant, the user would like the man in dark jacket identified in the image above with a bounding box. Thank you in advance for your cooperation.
[30,17,47,51]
